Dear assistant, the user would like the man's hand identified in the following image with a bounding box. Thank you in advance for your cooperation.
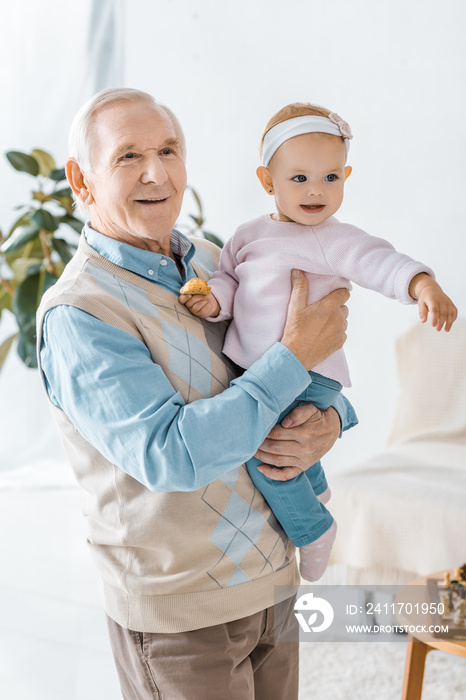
[254,403,341,481]
[179,292,220,318]
[281,270,349,370]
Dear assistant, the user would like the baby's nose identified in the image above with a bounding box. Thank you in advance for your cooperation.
[307,183,323,196]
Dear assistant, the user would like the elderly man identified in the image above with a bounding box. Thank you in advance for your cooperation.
[37,88,351,700]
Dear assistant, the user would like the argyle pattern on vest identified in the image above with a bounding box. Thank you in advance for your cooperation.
[36,234,295,622]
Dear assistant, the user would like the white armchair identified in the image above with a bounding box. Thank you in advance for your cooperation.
[327,319,466,585]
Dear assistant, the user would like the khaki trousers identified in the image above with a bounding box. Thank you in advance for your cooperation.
[106,596,299,700]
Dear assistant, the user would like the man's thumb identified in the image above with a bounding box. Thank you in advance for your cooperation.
[289,269,308,308]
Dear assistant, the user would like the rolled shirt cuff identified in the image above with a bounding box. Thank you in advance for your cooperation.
[239,341,312,414]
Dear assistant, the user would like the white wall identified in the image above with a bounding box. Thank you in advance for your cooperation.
[124,0,466,470]
[1,0,465,471]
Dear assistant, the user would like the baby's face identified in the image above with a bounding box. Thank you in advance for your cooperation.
[266,133,351,226]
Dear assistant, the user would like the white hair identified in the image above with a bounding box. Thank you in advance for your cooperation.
[68,87,187,171]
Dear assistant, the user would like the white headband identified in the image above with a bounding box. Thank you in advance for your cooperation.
[261,113,353,166]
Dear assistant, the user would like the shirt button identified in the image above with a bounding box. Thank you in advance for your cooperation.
[148,269,154,275]
[160,259,168,266]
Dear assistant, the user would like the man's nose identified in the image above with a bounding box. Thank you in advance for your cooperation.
[140,155,168,184]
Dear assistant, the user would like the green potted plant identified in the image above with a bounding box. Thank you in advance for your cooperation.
[0,151,222,372]
[0,149,82,370]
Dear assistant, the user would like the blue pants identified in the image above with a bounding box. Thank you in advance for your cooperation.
[246,371,345,547]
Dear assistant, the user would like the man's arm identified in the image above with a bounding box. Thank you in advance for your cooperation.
[40,305,311,493]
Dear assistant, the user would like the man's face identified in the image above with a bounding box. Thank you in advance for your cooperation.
[83,100,187,254]
[267,133,351,226]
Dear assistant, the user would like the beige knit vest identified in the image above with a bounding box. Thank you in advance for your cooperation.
[36,234,298,633]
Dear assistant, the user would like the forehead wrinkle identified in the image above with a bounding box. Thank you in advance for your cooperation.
[91,102,179,162]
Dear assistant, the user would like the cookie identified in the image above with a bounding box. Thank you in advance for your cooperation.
[179,278,212,295]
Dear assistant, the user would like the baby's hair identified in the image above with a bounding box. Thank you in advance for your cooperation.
[259,102,338,157]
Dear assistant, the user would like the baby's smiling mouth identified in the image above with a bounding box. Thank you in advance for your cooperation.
[301,204,325,213]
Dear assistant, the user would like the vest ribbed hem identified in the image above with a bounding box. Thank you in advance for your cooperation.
[102,560,300,633]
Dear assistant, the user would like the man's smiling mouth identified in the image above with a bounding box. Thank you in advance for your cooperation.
[135,197,169,204]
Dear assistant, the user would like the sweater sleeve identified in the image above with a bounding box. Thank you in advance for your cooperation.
[40,304,311,492]
[314,223,435,304]
[205,235,241,321]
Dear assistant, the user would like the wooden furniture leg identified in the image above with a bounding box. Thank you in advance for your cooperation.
[401,635,432,700]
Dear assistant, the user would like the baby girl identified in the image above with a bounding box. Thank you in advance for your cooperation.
[180,102,457,582]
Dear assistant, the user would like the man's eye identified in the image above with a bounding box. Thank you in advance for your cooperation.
[161,148,174,155]
[123,153,136,159]
[325,174,338,182]
[292,175,307,182]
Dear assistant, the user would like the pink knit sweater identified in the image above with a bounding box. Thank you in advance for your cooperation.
[208,214,434,386]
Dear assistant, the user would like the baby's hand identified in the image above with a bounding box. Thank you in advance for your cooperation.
[179,292,221,319]
[418,285,457,331]
[410,273,457,332]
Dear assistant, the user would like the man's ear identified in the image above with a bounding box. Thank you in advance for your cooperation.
[256,165,275,195]
[66,159,94,206]
[344,165,352,180]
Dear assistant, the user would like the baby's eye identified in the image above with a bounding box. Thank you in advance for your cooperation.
[325,174,338,182]
[292,174,307,183]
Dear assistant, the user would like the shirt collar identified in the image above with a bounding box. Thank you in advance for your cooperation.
[83,223,195,282]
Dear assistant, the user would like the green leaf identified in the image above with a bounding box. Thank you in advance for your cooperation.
[5,236,43,267]
[0,332,18,372]
[8,266,57,370]
[0,287,13,313]
[202,231,224,248]
[10,259,43,283]
[12,270,57,320]
[32,191,52,204]
[31,209,59,232]
[7,211,32,237]
[12,272,40,319]
[49,167,66,181]
[52,187,73,198]
[31,149,56,177]
[51,197,75,216]
[51,237,73,264]
[11,270,58,367]
[59,214,84,234]
[0,224,40,254]
[50,188,75,215]
[6,151,39,176]
[187,185,204,219]
[189,214,203,228]
[17,331,37,368]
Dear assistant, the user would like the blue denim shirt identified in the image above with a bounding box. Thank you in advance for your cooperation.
[39,225,356,492]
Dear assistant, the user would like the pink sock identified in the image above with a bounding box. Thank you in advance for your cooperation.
[299,520,337,582]
[317,487,331,505]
